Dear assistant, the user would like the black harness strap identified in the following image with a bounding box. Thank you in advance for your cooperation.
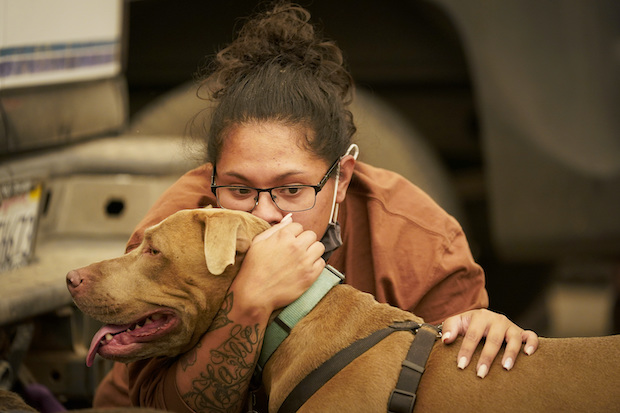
[276,321,432,413]
[387,324,440,413]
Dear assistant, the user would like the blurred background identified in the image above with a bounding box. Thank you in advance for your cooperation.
[1,0,619,409]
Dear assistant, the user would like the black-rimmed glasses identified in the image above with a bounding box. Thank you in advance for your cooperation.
[211,157,340,212]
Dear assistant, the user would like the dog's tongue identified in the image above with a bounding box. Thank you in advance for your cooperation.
[87,323,133,367]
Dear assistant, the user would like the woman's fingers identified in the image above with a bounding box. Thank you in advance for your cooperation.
[454,312,488,371]
[442,309,539,378]
[236,215,326,312]
[474,315,512,378]
[522,330,539,356]
[253,213,294,242]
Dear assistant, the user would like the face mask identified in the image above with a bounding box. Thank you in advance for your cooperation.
[320,144,359,260]
[320,221,342,260]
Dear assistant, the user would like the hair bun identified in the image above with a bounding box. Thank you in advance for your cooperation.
[205,2,353,104]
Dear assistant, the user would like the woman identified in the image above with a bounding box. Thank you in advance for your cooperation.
[94,3,537,412]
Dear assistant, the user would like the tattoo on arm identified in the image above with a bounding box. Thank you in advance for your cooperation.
[180,291,265,413]
[209,292,234,331]
[179,292,234,372]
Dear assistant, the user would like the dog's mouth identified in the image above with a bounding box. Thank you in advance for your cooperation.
[87,311,178,367]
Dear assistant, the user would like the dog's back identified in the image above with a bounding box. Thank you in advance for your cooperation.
[263,284,620,412]
[418,334,620,412]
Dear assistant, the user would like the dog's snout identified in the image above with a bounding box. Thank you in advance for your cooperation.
[66,269,83,290]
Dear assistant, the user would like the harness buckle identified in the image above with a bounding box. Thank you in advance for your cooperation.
[324,264,345,283]
[388,388,417,413]
[434,322,443,339]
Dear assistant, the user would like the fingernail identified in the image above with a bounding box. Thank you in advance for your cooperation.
[441,331,451,342]
[458,357,468,370]
[503,357,513,370]
[525,346,534,355]
[281,213,293,223]
[477,364,488,379]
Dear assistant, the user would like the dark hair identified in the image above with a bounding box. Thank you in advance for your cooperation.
[199,1,356,164]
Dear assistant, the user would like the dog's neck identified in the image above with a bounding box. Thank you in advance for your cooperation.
[257,265,345,372]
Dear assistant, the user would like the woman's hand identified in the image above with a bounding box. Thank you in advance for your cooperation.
[441,309,538,378]
[231,214,326,318]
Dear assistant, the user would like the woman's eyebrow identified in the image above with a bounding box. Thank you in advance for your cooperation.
[220,169,307,183]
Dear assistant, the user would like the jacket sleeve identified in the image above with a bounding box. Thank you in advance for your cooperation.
[93,363,131,408]
[411,226,489,326]
[366,214,488,326]
[127,358,195,413]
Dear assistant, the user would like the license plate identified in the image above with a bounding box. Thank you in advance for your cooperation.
[0,180,43,273]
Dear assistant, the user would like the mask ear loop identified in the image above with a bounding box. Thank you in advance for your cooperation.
[329,144,360,224]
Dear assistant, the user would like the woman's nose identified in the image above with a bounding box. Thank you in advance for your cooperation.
[251,191,285,224]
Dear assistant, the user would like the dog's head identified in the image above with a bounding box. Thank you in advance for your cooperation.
[67,208,270,366]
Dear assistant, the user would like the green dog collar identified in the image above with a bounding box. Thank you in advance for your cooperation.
[257,265,345,371]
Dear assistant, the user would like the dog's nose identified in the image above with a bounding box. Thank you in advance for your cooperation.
[66,270,83,290]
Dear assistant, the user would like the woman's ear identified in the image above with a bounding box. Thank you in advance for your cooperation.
[336,155,356,203]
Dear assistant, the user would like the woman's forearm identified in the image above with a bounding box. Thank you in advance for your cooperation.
[173,220,324,412]
[175,290,270,413]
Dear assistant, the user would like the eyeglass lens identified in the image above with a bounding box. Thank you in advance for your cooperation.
[215,186,317,212]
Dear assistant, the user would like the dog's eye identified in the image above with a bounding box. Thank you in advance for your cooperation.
[147,247,160,256]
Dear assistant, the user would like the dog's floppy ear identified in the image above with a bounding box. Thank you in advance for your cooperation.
[201,211,255,275]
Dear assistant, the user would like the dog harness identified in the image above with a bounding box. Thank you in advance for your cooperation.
[253,265,441,413]
[275,321,440,413]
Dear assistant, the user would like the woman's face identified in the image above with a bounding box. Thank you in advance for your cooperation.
[214,121,354,238]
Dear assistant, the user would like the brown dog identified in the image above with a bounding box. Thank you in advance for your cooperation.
[67,208,620,412]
